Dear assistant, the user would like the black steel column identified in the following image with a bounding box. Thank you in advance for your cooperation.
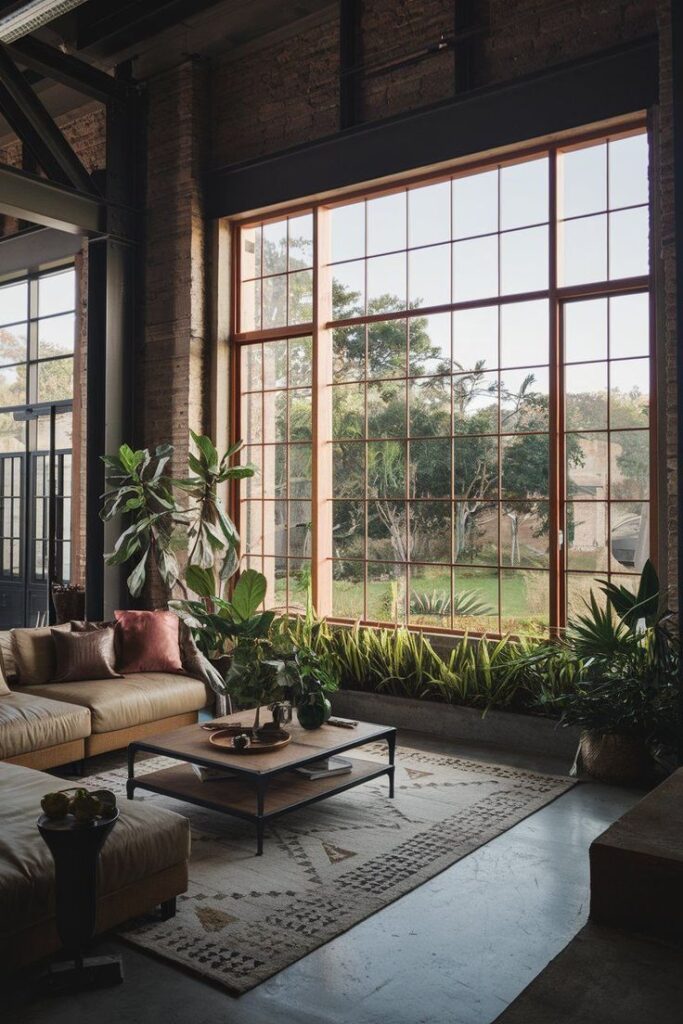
[85,65,143,620]
[671,0,683,764]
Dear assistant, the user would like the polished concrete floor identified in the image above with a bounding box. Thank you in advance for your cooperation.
[6,732,643,1024]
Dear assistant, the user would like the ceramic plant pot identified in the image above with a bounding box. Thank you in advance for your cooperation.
[579,730,651,785]
[296,693,332,730]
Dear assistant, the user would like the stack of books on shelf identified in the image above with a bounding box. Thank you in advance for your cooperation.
[295,756,353,781]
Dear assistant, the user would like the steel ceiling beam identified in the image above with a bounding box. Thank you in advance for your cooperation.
[0,162,104,233]
[0,41,98,195]
[8,36,135,103]
[0,77,73,184]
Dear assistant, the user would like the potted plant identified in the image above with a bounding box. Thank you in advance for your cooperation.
[292,645,338,730]
[534,560,677,783]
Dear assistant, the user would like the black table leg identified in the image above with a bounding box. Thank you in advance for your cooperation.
[256,781,266,855]
[387,732,396,798]
[126,745,136,800]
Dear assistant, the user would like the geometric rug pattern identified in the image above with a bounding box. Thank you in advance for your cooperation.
[83,746,574,995]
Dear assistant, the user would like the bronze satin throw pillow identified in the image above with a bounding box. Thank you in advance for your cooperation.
[51,626,122,682]
[114,609,184,674]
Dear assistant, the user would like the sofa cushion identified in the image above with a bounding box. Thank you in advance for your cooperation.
[114,610,184,674]
[20,673,211,733]
[51,626,121,682]
[0,762,190,939]
[11,625,70,686]
[0,630,17,687]
[0,692,90,760]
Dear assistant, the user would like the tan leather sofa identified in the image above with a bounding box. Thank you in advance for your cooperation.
[0,629,214,769]
[0,761,190,970]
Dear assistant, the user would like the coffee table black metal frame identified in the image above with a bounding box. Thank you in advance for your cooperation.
[126,723,396,855]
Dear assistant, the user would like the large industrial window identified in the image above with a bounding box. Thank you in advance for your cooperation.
[233,125,653,635]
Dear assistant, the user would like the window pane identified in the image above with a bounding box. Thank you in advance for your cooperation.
[453,370,498,434]
[454,506,498,565]
[288,214,313,270]
[566,502,608,571]
[243,446,262,498]
[501,569,548,634]
[453,567,499,632]
[610,430,649,499]
[368,319,406,378]
[331,203,365,263]
[0,414,24,453]
[367,441,406,498]
[39,269,75,317]
[500,367,549,432]
[367,562,407,623]
[566,573,606,620]
[410,438,451,497]
[561,142,607,218]
[564,298,607,363]
[566,432,608,498]
[410,313,450,376]
[565,363,607,430]
[367,501,407,559]
[264,339,287,388]
[333,442,365,498]
[609,208,648,279]
[368,380,406,437]
[333,384,364,439]
[0,323,27,367]
[409,377,450,437]
[408,181,450,248]
[610,501,648,571]
[453,306,498,373]
[610,358,649,428]
[288,270,313,324]
[289,336,312,386]
[263,391,287,443]
[409,564,452,628]
[561,215,607,285]
[262,274,287,328]
[453,235,498,302]
[367,253,406,313]
[241,391,262,443]
[333,560,365,618]
[409,502,451,562]
[409,244,450,307]
[367,192,406,256]
[610,293,649,359]
[500,299,548,368]
[263,220,287,275]
[501,503,549,567]
[289,443,312,498]
[241,344,262,390]
[332,501,364,558]
[452,169,498,239]
[289,389,312,441]
[500,157,548,230]
[454,436,498,499]
[240,279,261,331]
[0,280,27,325]
[333,325,365,381]
[37,358,73,402]
[241,225,262,279]
[500,226,548,294]
[38,313,75,357]
[609,134,648,209]
[502,435,549,497]
[332,260,365,318]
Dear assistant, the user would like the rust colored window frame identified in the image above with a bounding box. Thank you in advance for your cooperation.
[229,118,654,638]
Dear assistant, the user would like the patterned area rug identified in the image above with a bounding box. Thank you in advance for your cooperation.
[83,746,573,995]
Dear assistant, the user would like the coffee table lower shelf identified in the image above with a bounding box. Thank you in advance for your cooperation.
[128,758,392,854]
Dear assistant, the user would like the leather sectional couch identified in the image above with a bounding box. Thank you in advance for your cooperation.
[0,761,190,970]
[0,628,214,769]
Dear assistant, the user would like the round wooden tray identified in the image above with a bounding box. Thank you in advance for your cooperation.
[209,728,292,754]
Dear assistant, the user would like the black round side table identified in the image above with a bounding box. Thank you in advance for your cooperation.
[38,809,123,991]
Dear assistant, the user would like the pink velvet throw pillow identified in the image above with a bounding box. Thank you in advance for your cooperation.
[114,610,184,674]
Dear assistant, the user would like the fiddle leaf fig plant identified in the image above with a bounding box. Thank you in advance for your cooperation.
[100,432,255,604]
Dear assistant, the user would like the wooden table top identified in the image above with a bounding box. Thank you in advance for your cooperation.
[130,707,394,776]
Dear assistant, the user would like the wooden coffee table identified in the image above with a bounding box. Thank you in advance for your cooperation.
[126,709,396,855]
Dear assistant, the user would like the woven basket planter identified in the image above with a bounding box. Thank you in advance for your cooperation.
[579,730,651,785]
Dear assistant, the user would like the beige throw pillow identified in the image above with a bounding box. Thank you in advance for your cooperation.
[10,624,70,685]
[0,631,14,692]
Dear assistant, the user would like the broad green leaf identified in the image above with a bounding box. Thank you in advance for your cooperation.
[185,563,215,598]
[231,569,267,621]
[127,548,149,596]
